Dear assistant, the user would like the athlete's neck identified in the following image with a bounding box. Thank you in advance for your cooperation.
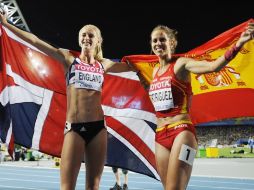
[79,54,96,64]
[159,55,172,67]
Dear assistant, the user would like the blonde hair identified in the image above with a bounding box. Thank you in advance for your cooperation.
[151,25,178,53]
[79,24,103,60]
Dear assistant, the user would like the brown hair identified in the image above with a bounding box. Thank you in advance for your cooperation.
[151,25,178,53]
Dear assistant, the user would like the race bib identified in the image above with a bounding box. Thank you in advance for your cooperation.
[149,78,174,111]
[74,64,104,91]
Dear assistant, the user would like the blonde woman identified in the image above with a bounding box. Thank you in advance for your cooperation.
[0,11,132,190]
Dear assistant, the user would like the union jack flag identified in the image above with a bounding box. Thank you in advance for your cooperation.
[0,24,159,179]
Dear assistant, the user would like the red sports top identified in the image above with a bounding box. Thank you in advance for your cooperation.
[148,62,192,118]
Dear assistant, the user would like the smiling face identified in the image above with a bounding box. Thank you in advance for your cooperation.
[151,30,170,57]
[78,25,103,59]
[150,26,178,58]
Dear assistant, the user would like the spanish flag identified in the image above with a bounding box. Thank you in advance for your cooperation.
[122,18,254,125]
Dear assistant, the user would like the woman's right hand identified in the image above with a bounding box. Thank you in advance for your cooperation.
[0,4,8,25]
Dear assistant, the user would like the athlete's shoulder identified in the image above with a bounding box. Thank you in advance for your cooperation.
[176,57,193,64]
[100,58,114,70]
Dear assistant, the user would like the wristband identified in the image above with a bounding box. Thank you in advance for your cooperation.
[224,44,241,62]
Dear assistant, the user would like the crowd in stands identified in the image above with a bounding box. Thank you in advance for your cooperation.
[196,125,254,146]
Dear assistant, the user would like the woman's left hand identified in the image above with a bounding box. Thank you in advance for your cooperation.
[236,22,254,47]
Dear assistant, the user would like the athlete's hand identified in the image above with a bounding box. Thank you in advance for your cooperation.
[0,3,8,25]
[125,59,139,72]
[236,22,254,47]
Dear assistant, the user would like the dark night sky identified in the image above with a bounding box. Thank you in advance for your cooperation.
[15,0,253,59]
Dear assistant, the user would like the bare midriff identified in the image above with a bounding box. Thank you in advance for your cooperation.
[157,113,191,129]
[66,85,104,123]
